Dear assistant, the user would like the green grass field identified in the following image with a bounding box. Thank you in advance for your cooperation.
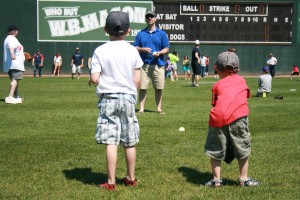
[0,76,299,200]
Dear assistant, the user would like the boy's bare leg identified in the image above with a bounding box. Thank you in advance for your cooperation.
[195,75,200,85]
[106,144,118,184]
[139,89,147,112]
[211,158,221,180]
[14,83,19,97]
[238,158,249,180]
[155,89,163,112]
[124,146,136,180]
[9,80,18,97]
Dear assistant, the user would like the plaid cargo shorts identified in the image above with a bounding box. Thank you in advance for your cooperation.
[95,93,139,146]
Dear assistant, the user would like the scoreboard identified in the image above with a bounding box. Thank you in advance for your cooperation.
[154,2,294,44]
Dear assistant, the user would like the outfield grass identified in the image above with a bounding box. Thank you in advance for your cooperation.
[0,76,299,200]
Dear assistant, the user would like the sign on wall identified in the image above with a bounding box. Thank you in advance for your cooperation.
[37,0,153,42]
[154,2,293,44]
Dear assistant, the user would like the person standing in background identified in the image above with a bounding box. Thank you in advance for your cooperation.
[32,49,44,78]
[200,54,207,78]
[191,40,201,87]
[213,64,219,79]
[134,11,170,114]
[71,47,84,80]
[3,25,24,104]
[182,55,191,80]
[52,52,62,76]
[205,54,209,77]
[168,50,179,81]
[266,53,277,78]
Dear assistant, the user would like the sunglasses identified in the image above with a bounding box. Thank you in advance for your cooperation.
[145,15,155,19]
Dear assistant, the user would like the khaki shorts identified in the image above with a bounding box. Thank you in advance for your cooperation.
[205,117,251,160]
[72,65,82,74]
[141,64,165,90]
[8,69,24,80]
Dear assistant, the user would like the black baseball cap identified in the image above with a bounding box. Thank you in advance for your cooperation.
[106,11,130,36]
[7,25,18,32]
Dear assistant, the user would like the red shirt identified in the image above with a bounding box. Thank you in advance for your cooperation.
[209,74,250,128]
[292,66,299,73]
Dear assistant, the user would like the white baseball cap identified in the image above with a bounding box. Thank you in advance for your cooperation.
[195,40,200,45]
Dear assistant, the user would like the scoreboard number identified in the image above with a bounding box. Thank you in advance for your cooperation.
[154,2,293,44]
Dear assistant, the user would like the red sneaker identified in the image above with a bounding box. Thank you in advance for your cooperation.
[98,182,115,191]
[121,178,137,186]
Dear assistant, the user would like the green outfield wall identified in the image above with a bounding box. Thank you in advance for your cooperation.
[1,0,299,75]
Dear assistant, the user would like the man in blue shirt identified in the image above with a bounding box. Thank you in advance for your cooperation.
[71,47,84,79]
[32,49,44,78]
[134,11,170,114]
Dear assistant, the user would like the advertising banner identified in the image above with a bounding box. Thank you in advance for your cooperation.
[37,0,153,42]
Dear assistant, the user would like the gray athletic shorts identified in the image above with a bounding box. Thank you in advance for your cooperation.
[95,93,139,146]
[8,69,24,80]
[205,117,251,160]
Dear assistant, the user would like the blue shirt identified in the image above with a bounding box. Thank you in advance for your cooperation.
[134,27,170,66]
[72,52,84,66]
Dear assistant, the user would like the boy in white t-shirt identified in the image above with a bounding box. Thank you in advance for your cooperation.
[200,54,207,78]
[90,11,143,191]
[3,25,25,104]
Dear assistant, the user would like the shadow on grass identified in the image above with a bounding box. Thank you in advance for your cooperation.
[63,167,121,185]
[178,166,237,186]
[0,98,5,102]
[135,109,156,113]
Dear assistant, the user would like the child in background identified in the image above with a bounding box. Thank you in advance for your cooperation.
[182,55,191,80]
[213,64,219,79]
[168,50,179,81]
[290,65,299,80]
[256,66,272,97]
[204,51,259,187]
[90,11,143,191]
[165,56,174,82]
[200,54,207,78]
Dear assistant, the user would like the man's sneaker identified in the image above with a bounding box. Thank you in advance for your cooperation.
[98,182,115,191]
[15,96,24,101]
[121,177,137,186]
[5,96,22,104]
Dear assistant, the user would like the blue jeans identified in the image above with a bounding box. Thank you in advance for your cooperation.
[34,64,42,77]
[269,65,275,77]
[201,66,205,78]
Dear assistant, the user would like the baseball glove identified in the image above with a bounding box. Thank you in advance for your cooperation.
[24,52,32,62]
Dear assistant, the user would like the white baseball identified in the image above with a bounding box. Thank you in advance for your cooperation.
[179,127,185,132]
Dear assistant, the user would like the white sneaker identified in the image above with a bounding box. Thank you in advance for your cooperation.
[5,96,22,104]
